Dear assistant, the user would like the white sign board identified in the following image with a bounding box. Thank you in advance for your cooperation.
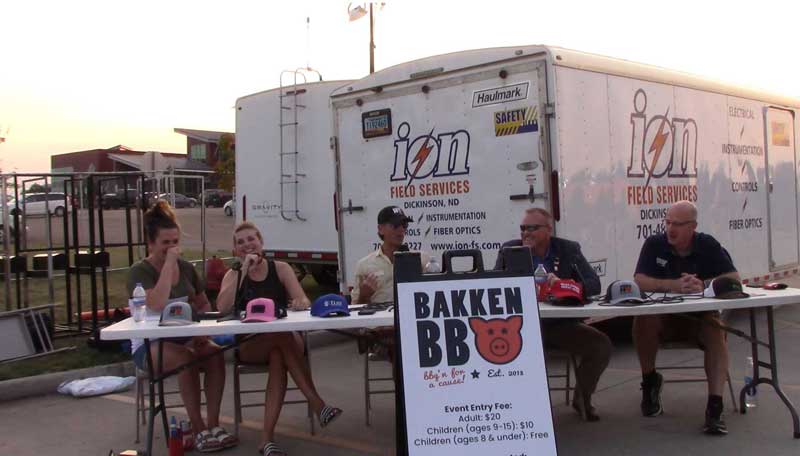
[396,276,557,455]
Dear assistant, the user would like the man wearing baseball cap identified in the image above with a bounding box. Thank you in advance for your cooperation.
[495,207,611,422]
[633,200,741,435]
[351,206,415,305]
[351,205,428,364]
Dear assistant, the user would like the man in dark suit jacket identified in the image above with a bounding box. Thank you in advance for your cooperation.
[495,207,611,422]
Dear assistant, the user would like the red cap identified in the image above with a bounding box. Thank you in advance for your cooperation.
[547,279,584,305]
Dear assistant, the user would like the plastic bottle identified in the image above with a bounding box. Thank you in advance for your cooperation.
[534,264,548,300]
[744,356,758,408]
[169,416,184,456]
[181,420,193,450]
[132,283,147,323]
[425,257,441,273]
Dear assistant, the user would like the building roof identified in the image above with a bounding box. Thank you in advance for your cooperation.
[108,152,212,173]
[173,128,233,144]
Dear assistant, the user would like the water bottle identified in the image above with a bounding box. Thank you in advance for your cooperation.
[744,356,757,408]
[534,264,548,300]
[425,256,441,273]
[132,283,147,323]
[181,420,193,450]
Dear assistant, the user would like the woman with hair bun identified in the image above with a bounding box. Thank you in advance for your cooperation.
[126,200,237,452]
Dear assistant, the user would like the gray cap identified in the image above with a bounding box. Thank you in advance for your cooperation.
[159,302,196,326]
[605,280,648,305]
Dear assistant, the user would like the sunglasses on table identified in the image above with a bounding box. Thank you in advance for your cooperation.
[520,224,548,232]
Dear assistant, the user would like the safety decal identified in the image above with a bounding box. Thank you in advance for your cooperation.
[494,105,539,137]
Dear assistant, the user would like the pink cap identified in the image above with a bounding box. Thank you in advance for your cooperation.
[242,298,277,323]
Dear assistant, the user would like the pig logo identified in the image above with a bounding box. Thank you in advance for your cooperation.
[468,316,523,365]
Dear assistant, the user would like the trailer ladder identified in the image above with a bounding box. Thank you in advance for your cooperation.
[278,68,322,221]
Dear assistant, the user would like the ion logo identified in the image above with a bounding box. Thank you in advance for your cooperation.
[390,122,471,187]
[627,89,698,186]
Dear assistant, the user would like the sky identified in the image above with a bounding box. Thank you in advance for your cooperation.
[1,0,798,173]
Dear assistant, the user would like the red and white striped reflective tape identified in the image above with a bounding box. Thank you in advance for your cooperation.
[263,251,338,261]
[742,268,799,285]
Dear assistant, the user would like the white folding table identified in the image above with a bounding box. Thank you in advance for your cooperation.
[101,288,800,453]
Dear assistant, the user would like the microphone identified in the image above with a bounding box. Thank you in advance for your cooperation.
[571,263,588,299]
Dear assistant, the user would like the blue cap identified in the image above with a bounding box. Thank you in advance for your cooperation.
[311,294,350,317]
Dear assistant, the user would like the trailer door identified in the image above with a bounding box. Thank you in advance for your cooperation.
[765,107,798,270]
[334,57,550,288]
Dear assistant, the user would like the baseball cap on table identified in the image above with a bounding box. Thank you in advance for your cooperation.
[242,298,278,323]
[605,280,648,305]
[311,294,350,317]
[546,279,584,306]
[377,206,413,225]
[159,302,196,326]
[704,276,749,299]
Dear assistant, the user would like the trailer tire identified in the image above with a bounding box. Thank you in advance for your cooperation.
[310,264,339,288]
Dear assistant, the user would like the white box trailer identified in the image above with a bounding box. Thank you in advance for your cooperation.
[331,45,800,294]
[235,78,353,286]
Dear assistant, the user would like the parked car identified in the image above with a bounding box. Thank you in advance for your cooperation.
[203,189,233,208]
[8,192,71,216]
[156,193,198,208]
[223,199,235,216]
[101,189,141,209]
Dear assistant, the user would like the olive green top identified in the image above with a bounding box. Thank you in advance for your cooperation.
[126,258,204,300]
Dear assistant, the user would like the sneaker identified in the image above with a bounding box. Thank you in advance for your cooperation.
[703,409,728,435]
[640,371,664,417]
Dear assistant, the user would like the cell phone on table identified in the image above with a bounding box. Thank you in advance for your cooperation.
[358,309,377,315]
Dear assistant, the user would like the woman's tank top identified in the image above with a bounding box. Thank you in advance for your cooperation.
[238,260,288,317]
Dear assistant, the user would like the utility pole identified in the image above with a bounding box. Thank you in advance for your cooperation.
[369,3,375,74]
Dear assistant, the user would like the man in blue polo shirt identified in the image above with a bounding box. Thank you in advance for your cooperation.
[633,200,740,435]
[496,207,611,422]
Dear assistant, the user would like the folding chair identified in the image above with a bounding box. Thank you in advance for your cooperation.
[545,349,578,405]
[657,341,738,412]
[232,332,315,437]
[134,367,205,444]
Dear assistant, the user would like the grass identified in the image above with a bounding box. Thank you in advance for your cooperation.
[0,336,131,381]
[0,250,337,381]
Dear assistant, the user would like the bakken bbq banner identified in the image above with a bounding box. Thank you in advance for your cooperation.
[393,250,557,456]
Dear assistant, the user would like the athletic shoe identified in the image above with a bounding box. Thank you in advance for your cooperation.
[640,371,664,417]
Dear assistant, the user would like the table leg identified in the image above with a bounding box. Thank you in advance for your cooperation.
[158,340,169,444]
[740,307,800,438]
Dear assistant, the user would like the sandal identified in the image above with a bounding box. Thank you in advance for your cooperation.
[318,405,343,428]
[210,426,239,449]
[195,430,224,453]
[260,441,287,456]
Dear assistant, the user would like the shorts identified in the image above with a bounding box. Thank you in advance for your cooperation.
[657,311,725,349]
[132,337,194,370]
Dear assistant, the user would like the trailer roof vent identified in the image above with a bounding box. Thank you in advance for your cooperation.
[410,67,444,80]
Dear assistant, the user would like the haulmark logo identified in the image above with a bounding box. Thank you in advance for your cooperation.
[472,81,529,108]
[390,122,471,187]
[627,89,698,185]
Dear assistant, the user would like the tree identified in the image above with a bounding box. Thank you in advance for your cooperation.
[27,183,50,194]
[215,133,235,191]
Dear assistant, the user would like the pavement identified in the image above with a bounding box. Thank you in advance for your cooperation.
[4,297,800,455]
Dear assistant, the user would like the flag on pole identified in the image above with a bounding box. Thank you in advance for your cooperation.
[348,2,368,21]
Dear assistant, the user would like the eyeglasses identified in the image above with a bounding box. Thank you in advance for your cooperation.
[520,224,548,232]
[388,221,409,229]
[664,219,696,228]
